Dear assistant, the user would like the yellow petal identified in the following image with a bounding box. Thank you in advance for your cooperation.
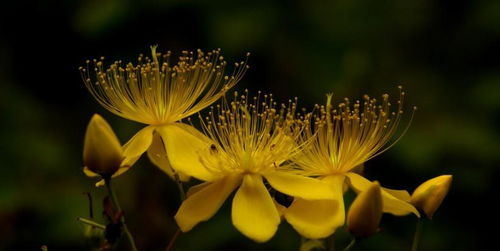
[264,171,335,200]
[285,199,340,239]
[274,199,287,218]
[323,175,347,226]
[114,156,138,177]
[121,155,140,169]
[346,172,420,217]
[232,174,280,243]
[174,176,240,232]
[157,123,215,181]
[185,182,211,198]
[347,181,383,238]
[95,179,105,187]
[83,166,99,177]
[383,188,411,202]
[411,175,452,219]
[284,175,345,239]
[122,126,155,158]
[83,114,123,177]
[91,156,140,187]
[147,132,190,181]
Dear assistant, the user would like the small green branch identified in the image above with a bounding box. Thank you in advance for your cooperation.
[411,218,423,251]
[165,228,181,251]
[77,217,106,230]
[105,178,138,251]
[342,238,356,251]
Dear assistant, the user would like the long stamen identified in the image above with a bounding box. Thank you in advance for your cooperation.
[80,48,249,125]
[197,92,309,175]
[295,87,414,175]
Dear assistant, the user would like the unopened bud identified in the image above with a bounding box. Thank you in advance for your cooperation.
[410,175,452,219]
[83,114,123,178]
[347,181,383,238]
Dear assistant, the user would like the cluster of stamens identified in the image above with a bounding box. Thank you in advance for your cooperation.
[80,47,249,125]
[298,86,415,175]
[195,90,310,175]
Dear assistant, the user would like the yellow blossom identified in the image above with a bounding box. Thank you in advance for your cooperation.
[83,114,138,185]
[284,87,420,239]
[171,92,336,242]
[411,175,452,219]
[80,46,248,179]
[347,181,383,238]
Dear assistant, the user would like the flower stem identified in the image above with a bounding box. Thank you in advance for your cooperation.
[342,238,356,251]
[327,234,335,251]
[174,172,186,201]
[164,172,186,251]
[77,217,106,230]
[165,228,181,251]
[105,178,138,251]
[411,218,423,251]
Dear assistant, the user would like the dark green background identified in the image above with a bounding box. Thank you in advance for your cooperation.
[1,0,499,250]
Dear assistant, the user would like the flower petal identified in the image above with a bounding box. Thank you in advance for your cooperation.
[122,126,155,158]
[185,182,211,198]
[264,171,335,200]
[121,155,140,169]
[383,188,411,202]
[285,199,340,239]
[346,172,420,217]
[323,175,347,224]
[95,179,105,187]
[274,200,287,218]
[147,132,190,181]
[232,174,280,243]
[83,166,99,177]
[113,156,139,178]
[174,176,240,232]
[157,123,216,181]
[94,155,141,187]
[284,175,346,239]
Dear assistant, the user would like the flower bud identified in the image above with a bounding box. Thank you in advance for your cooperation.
[410,175,452,219]
[83,114,123,178]
[347,181,383,239]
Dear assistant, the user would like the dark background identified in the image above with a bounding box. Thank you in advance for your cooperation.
[1,0,499,250]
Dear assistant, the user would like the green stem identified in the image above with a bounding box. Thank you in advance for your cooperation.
[164,172,186,251]
[77,217,106,230]
[83,192,93,218]
[327,234,335,251]
[174,172,186,201]
[105,178,138,251]
[342,238,356,251]
[411,218,423,251]
[165,228,181,251]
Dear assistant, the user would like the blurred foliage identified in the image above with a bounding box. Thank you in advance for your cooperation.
[1,0,499,250]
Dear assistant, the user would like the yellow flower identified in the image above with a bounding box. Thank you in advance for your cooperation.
[83,114,138,185]
[284,87,420,239]
[80,46,248,179]
[347,181,383,238]
[170,92,336,242]
[411,175,452,219]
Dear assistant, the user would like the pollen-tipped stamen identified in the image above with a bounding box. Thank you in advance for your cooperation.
[196,90,310,175]
[80,47,250,125]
